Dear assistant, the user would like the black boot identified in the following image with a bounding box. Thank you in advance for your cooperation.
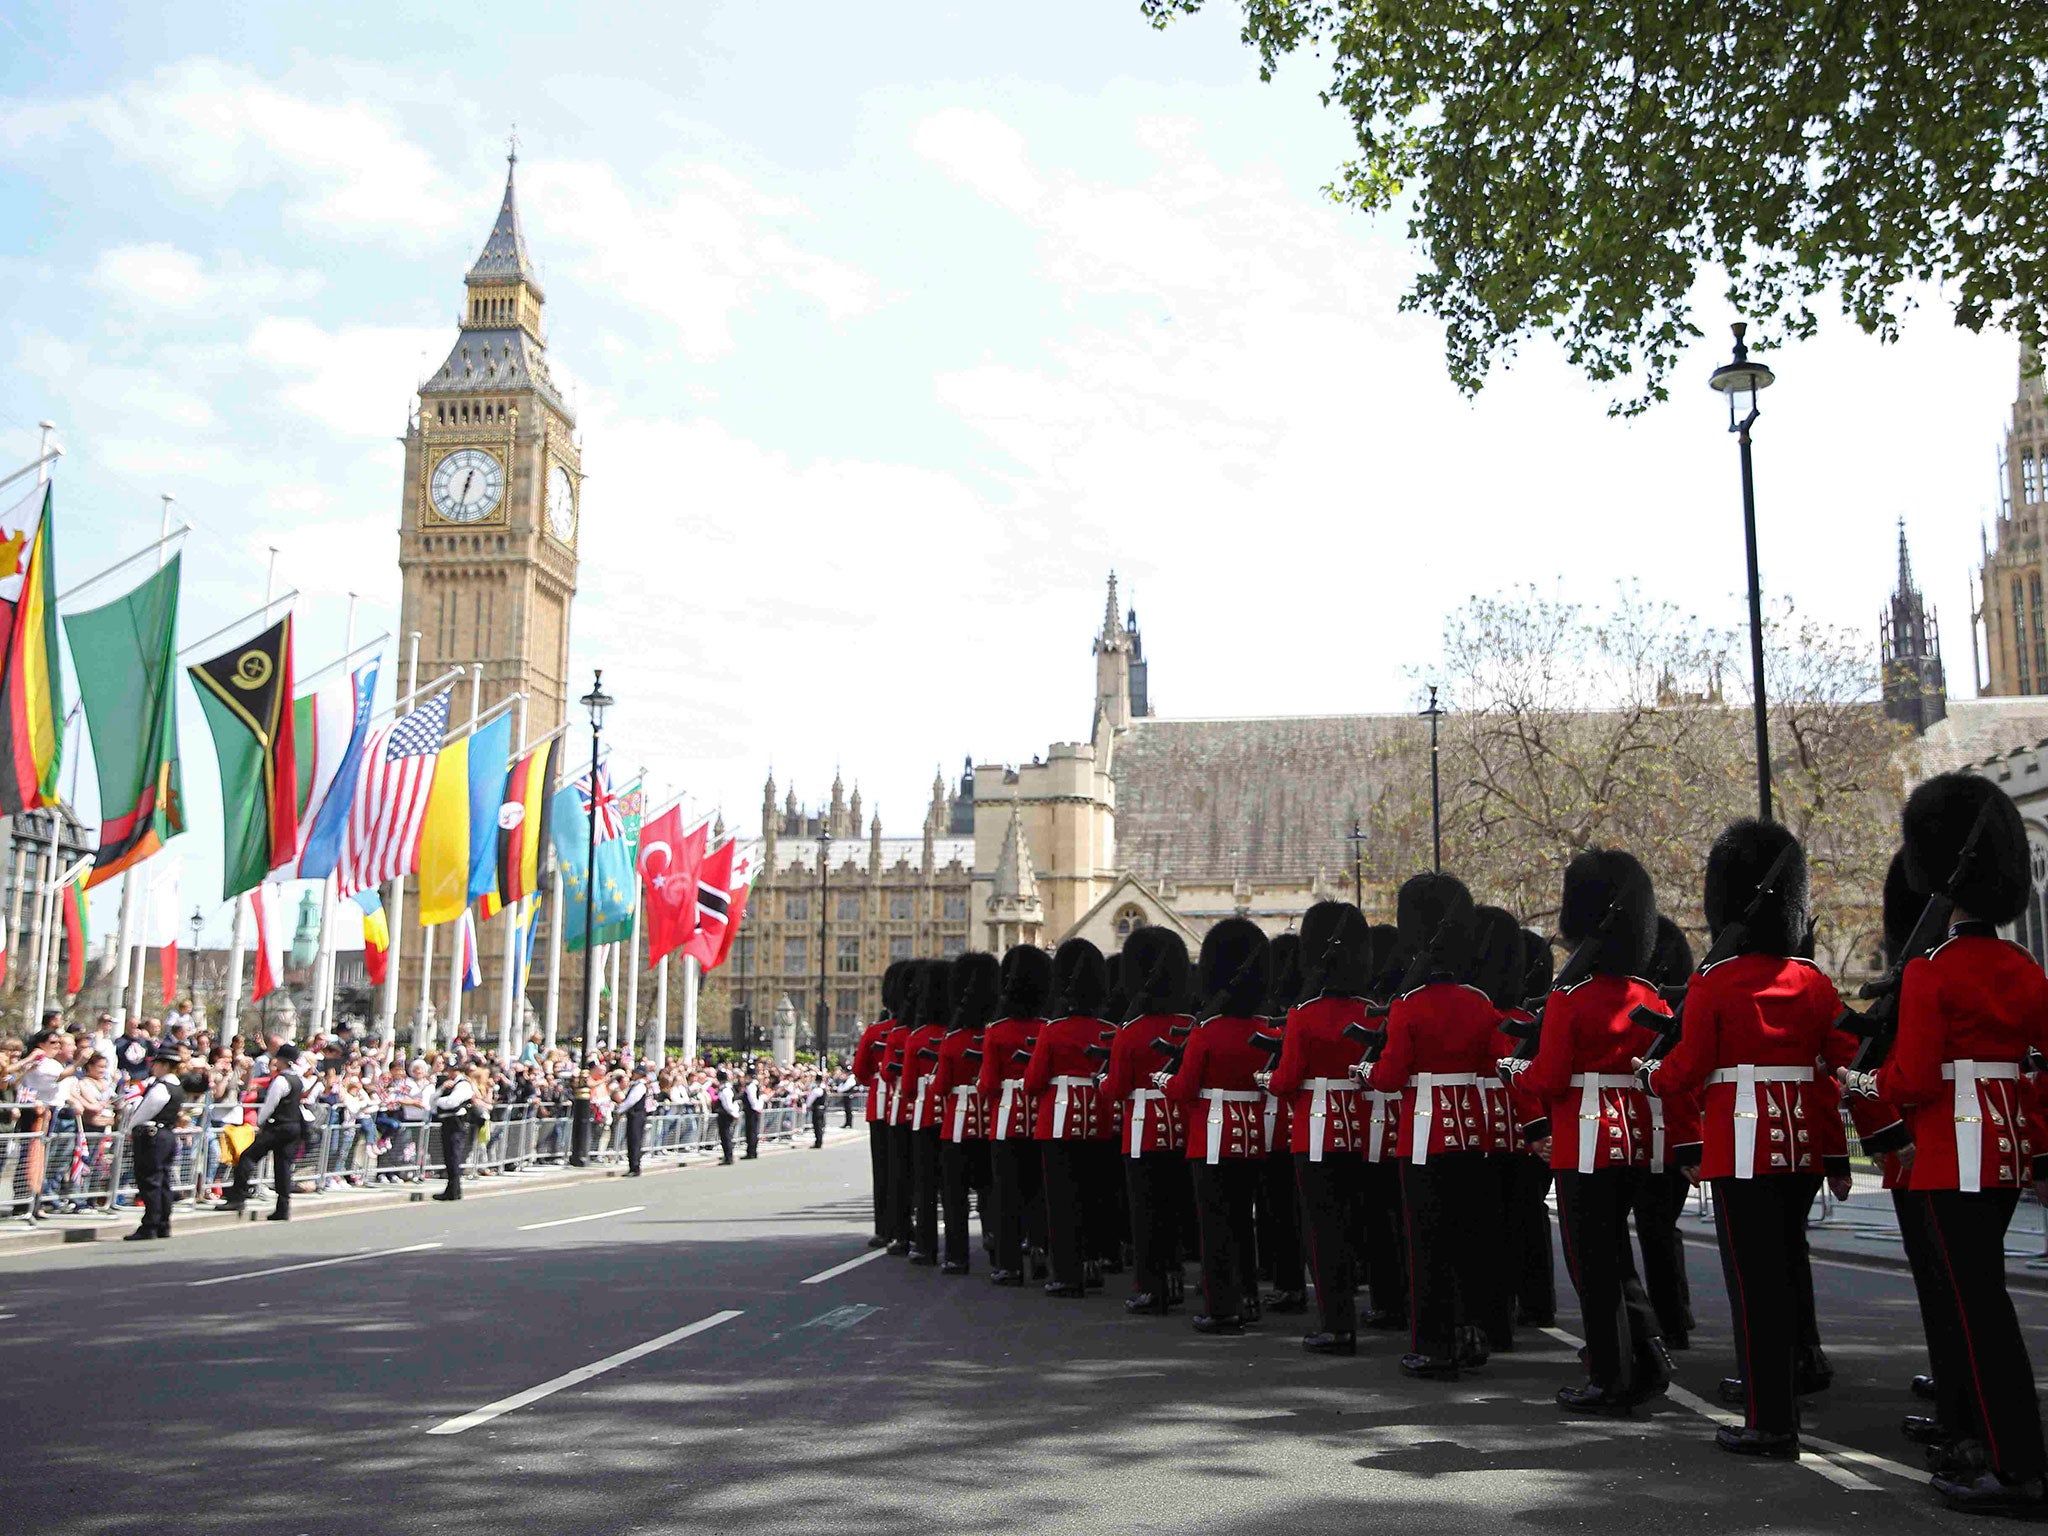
[1910,1373,1937,1402]
[866,1235,889,1250]
[1715,1426,1800,1460]
[1043,1280,1086,1299]
[1124,1293,1168,1315]
[1302,1332,1357,1355]
[1934,1470,2048,1514]
[1191,1313,1243,1335]
[1901,1415,1952,1448]
[1556,1382,1632,1416]
[990,1270,1023,1287]
[1264,1290,1309,1315]
[940,1260,969,1276]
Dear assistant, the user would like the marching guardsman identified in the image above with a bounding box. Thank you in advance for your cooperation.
[1268,901,1374,1354]
[1468,905,1530,1354]
[1094,951,1130,1280]
[220,1041,305,1220]
[1520,850,1670,1413]
[902,960,949,1265]
[1645,820,1843,1456]
[119,1041,186,1240]
[1357,925,1410,1331]
[1101,926,1193,1314]
[1367,875,1504,1380]
[881,975,918,1254]
[1254,932,1307,1318]
[1162,917,1272,1334]
[1631,915,1701,1350]
[979,944,1053,1286]
[1026,939,1116,1297]
[933,951,998,1275]
[853,962,906,1248]
[1844,773,2047,1512]
[1497,928,1557,1328]
[620,1063,652,1176]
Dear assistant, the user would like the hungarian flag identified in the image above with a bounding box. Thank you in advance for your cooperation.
[65,554,184,886]
[59,863,89,994]
[189,615,299,898]
[250,883,288,1002]
[354,888,389,988]
[0,483,64,813]
[489,736,557,914]
[638,805,708,967]
[681,837,737,967]
[709,850,756,972]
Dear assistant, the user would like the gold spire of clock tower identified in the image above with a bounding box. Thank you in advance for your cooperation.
[399,149,581,742]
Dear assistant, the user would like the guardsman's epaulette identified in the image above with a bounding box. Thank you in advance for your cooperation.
[1554,976,1595,996]
[1697,955,1741,976]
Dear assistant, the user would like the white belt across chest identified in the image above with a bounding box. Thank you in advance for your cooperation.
[995,1078,1024,1141]
[1411,1073,1480,1167]
[948,1084,981,1140]
[1943,1059,2023,1193]
[1568,1073,1641,1174]
[1127,1087,1167,1158]
[1302,1077,1359,1163]
[1707,1064,1815,1180]
[1050,1075,1095,1140]
[910,1075,935,1131]
[1198,1088,1264,1165]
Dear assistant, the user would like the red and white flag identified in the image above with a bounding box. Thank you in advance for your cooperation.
[708,849,756,972]
[251,884,288,1002]
[681,838,737,968]
[638,806,710,967]
[338,689,452,895]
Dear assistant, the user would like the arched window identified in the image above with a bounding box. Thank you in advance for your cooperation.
[1113,904,1147,941]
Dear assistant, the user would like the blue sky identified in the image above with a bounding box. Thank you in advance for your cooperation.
[0,1,2021,941]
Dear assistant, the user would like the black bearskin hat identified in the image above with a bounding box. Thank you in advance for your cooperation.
[1104,949,1129,1024]
[1703,818,1809,958]
[903,961,938,1028]
[1396,873,1477,983]
[1881,849,1918,966]
[996,945,1054,1019]
[1199,917,1270,1016]
[1368,925,1411,1000]
[948,951,1001,1031]
[1122,925,1191,1017]
[1558,849,1657,977]
[1648,916,1695,990]
[1051,938,1110,1018]
[1300,901,1372,1000]
[1520,929,1555,1000]
[1902,772,2029,925]
[1470,905,1525,1010]
[880,959,910,1021]
[1265,931,1303,1016]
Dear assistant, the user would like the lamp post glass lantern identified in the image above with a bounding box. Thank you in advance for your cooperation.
[1708,323,1778,821]
[190,907,204,1011]
[816,826,832,1065]
[577,669,614,1063]
[1419,686,1445,873]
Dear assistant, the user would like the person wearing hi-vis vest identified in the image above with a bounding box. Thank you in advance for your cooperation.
[1842,773,2048,1516]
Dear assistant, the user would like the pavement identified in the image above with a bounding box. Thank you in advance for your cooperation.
[4,1140,2045,1536]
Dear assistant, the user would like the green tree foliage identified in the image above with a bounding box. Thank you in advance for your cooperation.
[1144,0,2048,410]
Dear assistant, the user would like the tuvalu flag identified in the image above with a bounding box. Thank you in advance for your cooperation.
[188,615,298,899]
[0,483,64,813]
[637,804,709,967]
[550,779,632,951]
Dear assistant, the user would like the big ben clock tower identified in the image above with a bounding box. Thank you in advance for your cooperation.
[399,149,579,739]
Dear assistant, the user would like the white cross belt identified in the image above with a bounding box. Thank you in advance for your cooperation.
[1302,1077,1358,1163]
[1412,1073,1480,1167]
[1707,1064,1814,1179]
[1942,1059,2022,1193]
[1051,1075,1094,1140]
[1568,1073,1639,1174]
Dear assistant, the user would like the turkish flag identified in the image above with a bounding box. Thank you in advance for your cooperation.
[637,806,707,967]
[681,837,737,968]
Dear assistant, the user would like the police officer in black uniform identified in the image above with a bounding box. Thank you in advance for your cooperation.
[121,1042,185,1240]
[220,1042,304,1220]
[742,1074,764,1159]
[620,1064,652,1176]
[432,1062,477,1201]
[713,1070,739,1164]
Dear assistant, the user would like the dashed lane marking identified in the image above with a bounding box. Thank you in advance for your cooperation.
[801,1248,889,1285]
[187,1242,443,1288]
[516,1205,645,1232]
[426,1309,744,1435]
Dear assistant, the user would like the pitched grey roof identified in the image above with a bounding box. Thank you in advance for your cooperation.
[469,160,540,293]
[419,327,571,420]
[1113,714,1424,885]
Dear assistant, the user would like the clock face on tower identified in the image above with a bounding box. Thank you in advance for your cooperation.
[430,448,504,523]
[547,462,576,540]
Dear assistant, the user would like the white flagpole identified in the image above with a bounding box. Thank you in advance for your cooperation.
[623,901,641,1064]
[497,695,527,1065]
[649,951,667,1066]
[128,879,149,1016]
[606,940,620,1051]
[222,893,247,1042]
[444,664,480,1044]
[418,921,437,1051]
[28,816,58,1026]
[680,954,699,1063]
[379,632,420,1049]
[543,864,563,1054]
[308,594,358,1039]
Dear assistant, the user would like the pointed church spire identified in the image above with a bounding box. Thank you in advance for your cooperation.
[1102,570,1122,648]
[1895,516,1915,598]
[469,147,542,293]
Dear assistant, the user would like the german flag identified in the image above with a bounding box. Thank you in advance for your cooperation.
[489,736,557,914]
[0,485,64,813]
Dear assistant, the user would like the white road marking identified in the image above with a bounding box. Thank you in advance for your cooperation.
[801,1303,880,1332]
[801,1248,889,1285]
[186,1242,443,1288]
[1545,1325,1886,1491]
[426,1309,743,1435]
[516,1205,645,1232]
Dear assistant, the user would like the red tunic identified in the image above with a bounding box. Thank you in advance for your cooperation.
[1875,932,2048,1192]
[1843,1077,1914,1189]
[931,1028,989,1141]
[1522,974,1668,1173]
[852,1017,893,1124]
[975,1016,1045,1141]
[1101,1013,1189,1156]
[881,1023,914,1127]
[1366,982,1501,1161]
[1025,1015,1112,1141]
[901,1023,947,1132]
[1163,1015,1270,1162]
[1498,1006,1550,1143]
[1268,994,1370,1159]
[1648,955,1847,1181]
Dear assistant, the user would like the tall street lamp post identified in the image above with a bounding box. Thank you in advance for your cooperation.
[1709,322,1779,821]
[570,669,612,1167]
[189,907,204,1016]
[1420,686,1445,873]
[816,824,832,1065]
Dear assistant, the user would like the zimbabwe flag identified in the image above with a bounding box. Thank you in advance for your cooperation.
[0,484,64,813]
[488,736,557,914]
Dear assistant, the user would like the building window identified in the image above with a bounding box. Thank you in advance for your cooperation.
[837,988,861,1025]
[785,894,809,922]
[890,894,913,921]
[1114,904,1147,940]
[836,936,860,973]
[836,894,861,922]
[943,894,968,921]
[2027,450,2042,505]
[941,935,966,958]
[888,935,912,961]
[2019,578,2033,694]
[2034,574,2047,692]
[784,938,808,974]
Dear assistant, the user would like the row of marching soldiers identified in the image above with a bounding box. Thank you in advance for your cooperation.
[849,770,2046,1516]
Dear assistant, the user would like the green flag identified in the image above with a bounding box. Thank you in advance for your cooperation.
[188,614,298,899]
[64,554,184,887]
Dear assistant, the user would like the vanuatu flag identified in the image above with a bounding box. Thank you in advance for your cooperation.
[188,614,299,899]
[488,736,557,914]
[0,483,64,813]
[65,554,185,886]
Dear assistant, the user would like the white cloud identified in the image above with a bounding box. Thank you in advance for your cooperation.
[245,316,447,439]
[0,57,457,241]
[89,243,313,313]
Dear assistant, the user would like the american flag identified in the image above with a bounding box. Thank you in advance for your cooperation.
[338,689,452,895]
[573,764,624,841]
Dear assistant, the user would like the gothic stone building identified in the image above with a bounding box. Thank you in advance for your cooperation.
[1978,347,2048,696]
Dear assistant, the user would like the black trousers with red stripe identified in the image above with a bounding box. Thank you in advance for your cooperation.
[1711,1173,1817,1434]
[1190,1157,1260,1320]
[1555,1166,1660,1394]
[868,1122,890,1240]
[1041,1140,1091,1288]
[1358,1157,1409,1322]
[939,1137,991,1268]
[1500,1152,1556,1325]
[1125,1148,1182,1298]
[1256,1146,1304,1294]
[909,1127,942,1257]
[1631,1166,1695,1339]
[1894,1187,1966,1428]
[1296,1150,1363,1335]
[988,1136,1042,1275]
[1918,1188,2046,1480]
[886,1124,914,1245]
[1402,1151,1503,1362]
